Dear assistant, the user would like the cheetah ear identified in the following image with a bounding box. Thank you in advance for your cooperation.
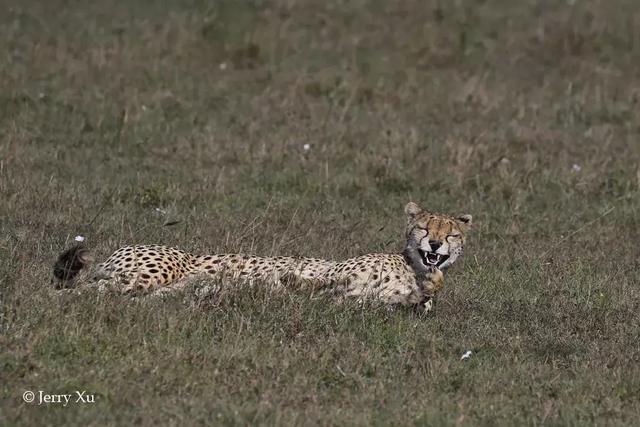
[456,214,473,230]
[404,202,422,219]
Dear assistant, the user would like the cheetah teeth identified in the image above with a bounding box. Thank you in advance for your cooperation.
[425,253,442,265]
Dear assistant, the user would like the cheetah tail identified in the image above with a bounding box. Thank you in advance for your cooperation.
[52,245,94,285]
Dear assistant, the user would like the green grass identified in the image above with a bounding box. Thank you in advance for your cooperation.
[1,0,640,425]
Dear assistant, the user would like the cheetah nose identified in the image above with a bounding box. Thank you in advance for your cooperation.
[428,241,441,251]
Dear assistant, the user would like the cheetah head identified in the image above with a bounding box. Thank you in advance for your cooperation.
[403,202,472,272]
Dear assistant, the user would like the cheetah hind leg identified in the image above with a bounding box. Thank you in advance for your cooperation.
[89,271,155,296]
[147,274,222,302]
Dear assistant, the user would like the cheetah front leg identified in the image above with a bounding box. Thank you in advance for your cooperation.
[418,267,444,313]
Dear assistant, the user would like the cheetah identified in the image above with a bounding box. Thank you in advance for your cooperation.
[52,202,472,310]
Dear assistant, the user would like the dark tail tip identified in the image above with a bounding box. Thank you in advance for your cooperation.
[53,245,92,285]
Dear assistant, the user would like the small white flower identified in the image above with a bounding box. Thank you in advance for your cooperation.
[74,235,86,242]
[219,62,227,70]
[571,164,582,173]
[460,350,472,360]
[303,143,311,151]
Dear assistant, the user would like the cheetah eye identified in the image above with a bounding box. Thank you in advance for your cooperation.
[447,233,461,241]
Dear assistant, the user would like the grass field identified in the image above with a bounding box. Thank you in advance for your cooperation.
[1,0,640,425]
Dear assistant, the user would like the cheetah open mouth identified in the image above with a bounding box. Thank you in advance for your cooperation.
[420,250,449,267]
